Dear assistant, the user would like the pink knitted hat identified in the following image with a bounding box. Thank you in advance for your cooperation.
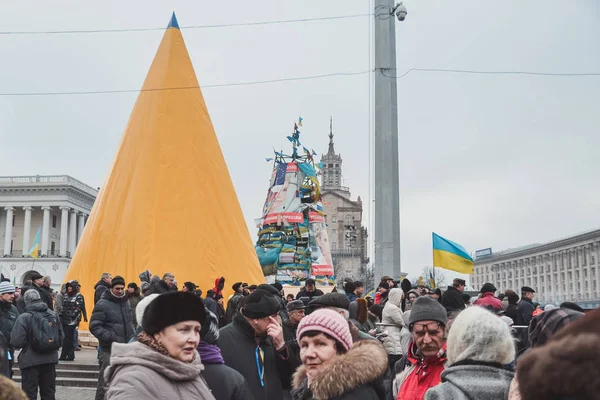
[296,308,353,351]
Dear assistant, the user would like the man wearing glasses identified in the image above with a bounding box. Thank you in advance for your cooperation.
[90,276,135,400]
[393,296,448,400]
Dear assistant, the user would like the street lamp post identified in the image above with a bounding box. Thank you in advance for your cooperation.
[373,1,405,283]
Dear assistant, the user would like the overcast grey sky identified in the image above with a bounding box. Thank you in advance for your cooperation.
[0,0,598,283]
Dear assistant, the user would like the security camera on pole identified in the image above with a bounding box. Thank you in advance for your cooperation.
[373,1,405,284]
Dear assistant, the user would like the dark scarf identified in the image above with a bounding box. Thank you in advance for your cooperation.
[198,341,224,364]
[0,301,12,311]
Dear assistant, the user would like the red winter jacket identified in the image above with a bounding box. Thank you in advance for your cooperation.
[473,292,502,311]
[395,343,447,400]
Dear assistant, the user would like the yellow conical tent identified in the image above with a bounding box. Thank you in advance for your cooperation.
[65,13,264,328]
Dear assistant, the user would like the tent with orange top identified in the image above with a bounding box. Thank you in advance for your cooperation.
[65,13,264,329]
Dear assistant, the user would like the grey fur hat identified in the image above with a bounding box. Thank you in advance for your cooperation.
[24,289,41,305]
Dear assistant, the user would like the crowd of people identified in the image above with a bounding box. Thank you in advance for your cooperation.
[0,270,599,400]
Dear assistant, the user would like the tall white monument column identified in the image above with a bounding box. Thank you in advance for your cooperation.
[41,206,51,256]
[59,206,70,256]
[77,213,86,244]
[69,209,78,256]
[22,206,33,255]
[3,206,14,256]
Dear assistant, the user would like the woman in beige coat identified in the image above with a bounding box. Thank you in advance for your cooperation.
[104,292,216,400]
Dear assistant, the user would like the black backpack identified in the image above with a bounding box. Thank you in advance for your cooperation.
[28,311,61,353]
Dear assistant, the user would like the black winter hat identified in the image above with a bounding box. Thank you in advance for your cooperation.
[232,282,243,291]
[111,276,125,288]
[183,282,197,291]
[309,293,351,311]
[142,292,206,335]
[257,283,280,296]
[522,286,536,294]
[242,289,281,319]
[480,282,497,293]
[400,279,412,294]
[127,282,138,290]
[344,281,357,294]
[271,282,283,292]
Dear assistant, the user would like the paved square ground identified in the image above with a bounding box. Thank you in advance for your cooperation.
[40,387,96,400]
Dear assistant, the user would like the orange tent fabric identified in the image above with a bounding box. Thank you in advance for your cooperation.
[65,13,264,329]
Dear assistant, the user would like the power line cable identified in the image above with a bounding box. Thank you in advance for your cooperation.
[0,71,370,96]
[1,68,598,97]
[379,68,600,78]
[0,14,371,35]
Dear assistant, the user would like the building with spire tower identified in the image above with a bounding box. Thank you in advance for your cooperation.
[320,118,369,284]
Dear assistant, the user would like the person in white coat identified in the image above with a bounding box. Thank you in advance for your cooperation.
[382,288,407,371]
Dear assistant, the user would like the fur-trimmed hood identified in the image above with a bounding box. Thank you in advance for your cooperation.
[517,308,600,400]
[292,339,388,399]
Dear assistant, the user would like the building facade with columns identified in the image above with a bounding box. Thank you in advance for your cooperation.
[472,228,600,307]
[320,120,369,284]
[0,175,97,290]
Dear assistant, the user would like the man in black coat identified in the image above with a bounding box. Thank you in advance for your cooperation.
[204,290,219,318]
[219,289,296,400]
[282,300,305,366]
[441,278,466,314]
[295,279,324,300]
[90,276,135,400]
[515,286,536,326]
[147,272,175,295]
[25,272,53,312]
[93,272,112,305]
[225,282,245,324]
[0,282,19,377]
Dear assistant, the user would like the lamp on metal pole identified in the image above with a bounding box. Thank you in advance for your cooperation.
[373,1,406,284]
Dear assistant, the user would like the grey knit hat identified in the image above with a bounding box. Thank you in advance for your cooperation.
[409,295,448,327]
[24,289,41,305]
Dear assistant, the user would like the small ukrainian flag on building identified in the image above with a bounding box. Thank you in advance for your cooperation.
[28,227,41,259]
[432,232,474,274]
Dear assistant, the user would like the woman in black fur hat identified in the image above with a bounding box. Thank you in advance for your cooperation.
[104,292,215,399]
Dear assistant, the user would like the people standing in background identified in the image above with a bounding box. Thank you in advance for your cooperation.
[295,279,324,300]
[40,277,54,311]
[126,283,142,328]
[503,290,519,324]
[147,273,176,295]
[24,273,52,313]
[204,290,219,318]
[70,281,87,352]
[59,281,86,361]
[11,290,64,400]
[90,276,135,400]
[442,278,466,314]
[515,287,535,327]
[94,273,112,305]
[0,282,19,377]
[225,283,245,324]
[215,295,227,328]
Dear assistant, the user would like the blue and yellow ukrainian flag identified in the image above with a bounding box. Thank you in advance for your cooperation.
[432,232,474,274]
[28,227,41,259]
